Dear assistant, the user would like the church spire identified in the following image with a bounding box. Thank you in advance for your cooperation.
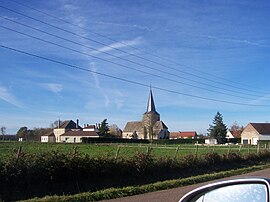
[146,86,157,113]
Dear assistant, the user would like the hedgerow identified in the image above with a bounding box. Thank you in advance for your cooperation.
[22,164,270,202]
[1,149,270,201]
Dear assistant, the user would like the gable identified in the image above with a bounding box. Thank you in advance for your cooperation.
[57,120,82,130]
[227,130,242,138]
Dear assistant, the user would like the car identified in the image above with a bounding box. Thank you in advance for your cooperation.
[179,178,270,202]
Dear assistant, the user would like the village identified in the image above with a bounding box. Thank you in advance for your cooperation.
[33,88,270,146]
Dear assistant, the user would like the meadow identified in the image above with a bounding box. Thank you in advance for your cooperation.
[0,141,263,160]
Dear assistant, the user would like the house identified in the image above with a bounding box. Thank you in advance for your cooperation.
[241,123,270,145]
[205,138,218,145]
[83,124,99,132]
[41,132,56,143]
[122,88,169,139]
[61,130,99,143]
[170,131,197,139]
[226,130,242,143]
[54,120,81,142]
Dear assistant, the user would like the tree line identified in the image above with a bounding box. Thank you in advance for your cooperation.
[15,119,122,141]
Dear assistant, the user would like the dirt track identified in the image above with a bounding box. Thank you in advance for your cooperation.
[101,168,270,202]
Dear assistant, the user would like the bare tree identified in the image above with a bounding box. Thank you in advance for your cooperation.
[109,124,122,138]
[1,126,6,141]
[230,121,244,133]
[50,120,63,128]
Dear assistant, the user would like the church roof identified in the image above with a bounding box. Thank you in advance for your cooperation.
[146,88,157,113]
[153,121,168,130]
[123,121,143,132]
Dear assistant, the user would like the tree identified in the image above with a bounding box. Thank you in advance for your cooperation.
[50,120,63,128]
[143,126,147,139]
[16,127,28,139]
[98,119,109,136]
[208,112,227,144]
[149,125,154,142]
[109,124,122,138]
[1,126,6,140]
[230,121,244,133]
[16,126,52,141]
[131,131,138,139]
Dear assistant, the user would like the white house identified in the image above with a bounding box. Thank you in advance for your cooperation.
[83,124,99,132]
[60,131,99,143]
[54,120,81,142]
[41,133,56,143]
[205,138,218,145]
[226,130,242,143]
[241,123,270,145]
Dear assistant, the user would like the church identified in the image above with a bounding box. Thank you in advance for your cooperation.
[122,88,170,139]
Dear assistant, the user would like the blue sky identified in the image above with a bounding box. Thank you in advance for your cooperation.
[1,0,270,135]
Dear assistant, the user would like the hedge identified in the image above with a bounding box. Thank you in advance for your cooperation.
[1,149,270,201]
[81,137,205,144]
[23,164,270,202]
[81,137,150,144]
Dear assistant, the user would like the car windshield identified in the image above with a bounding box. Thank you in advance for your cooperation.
[193,183,267,202]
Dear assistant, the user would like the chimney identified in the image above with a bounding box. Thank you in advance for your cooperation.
[58,119,60,128]
[76,119,79,128]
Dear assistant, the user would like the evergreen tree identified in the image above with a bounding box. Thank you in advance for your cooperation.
[98,119,109,136]
[208,112,227,144]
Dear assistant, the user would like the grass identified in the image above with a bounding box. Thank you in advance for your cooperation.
[0,141,261,160]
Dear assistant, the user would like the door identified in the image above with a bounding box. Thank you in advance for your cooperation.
[253,137,258,145]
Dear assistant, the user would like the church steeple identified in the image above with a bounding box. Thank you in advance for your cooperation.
[146,87,157,113]
[143,87,160,128]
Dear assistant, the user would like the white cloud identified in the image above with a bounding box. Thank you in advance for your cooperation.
[62,4,78,12]
[91,21,152,31]
[0,86,22,108]
[90,62,100,88]
[92,37,142,54]
[43,83,63,93]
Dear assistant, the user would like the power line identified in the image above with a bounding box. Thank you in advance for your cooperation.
[7,0,269,94]
[0,23,260,100]
[0,4,267,96]
[0,16,261,100]
[0,44,268,107]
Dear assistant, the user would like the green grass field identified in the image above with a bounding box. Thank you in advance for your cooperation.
[0,141,263,160]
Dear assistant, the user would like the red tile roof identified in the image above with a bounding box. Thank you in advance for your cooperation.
[229,130,242,138]
[170,131,197,139]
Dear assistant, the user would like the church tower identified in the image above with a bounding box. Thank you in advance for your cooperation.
[122,87,169,140]
[142,88,160,134]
